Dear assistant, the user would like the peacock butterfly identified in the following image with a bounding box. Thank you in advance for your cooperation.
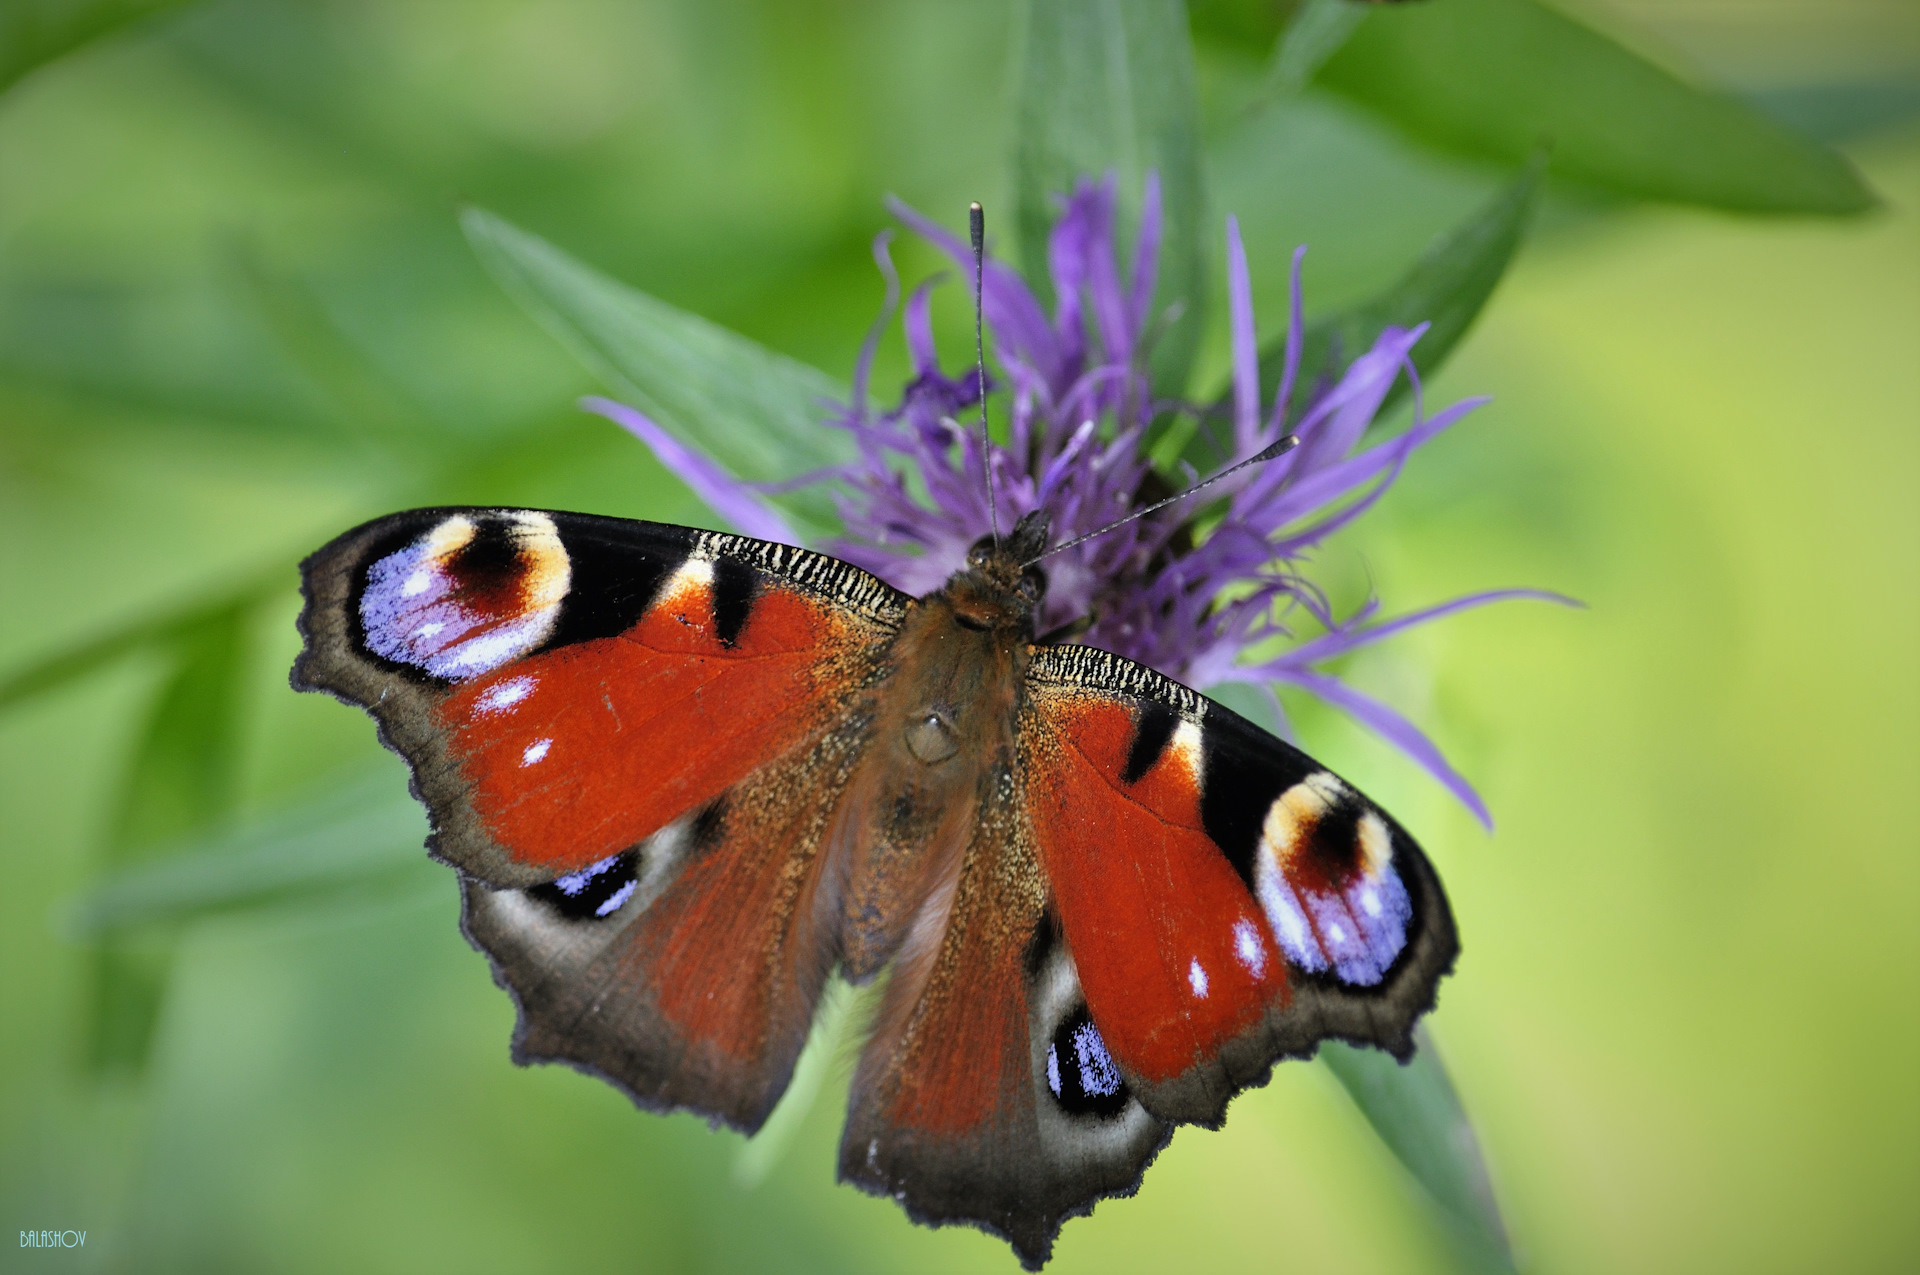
[291,499,1457,1267]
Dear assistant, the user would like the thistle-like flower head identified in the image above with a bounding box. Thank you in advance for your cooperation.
[593,177,1569,825]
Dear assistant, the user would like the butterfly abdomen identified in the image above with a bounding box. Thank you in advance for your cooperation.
[831,589,1031,980]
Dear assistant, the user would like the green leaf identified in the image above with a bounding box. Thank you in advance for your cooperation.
[1013,0,1208,395]
[223,237,453,465]
[0,569,282,715]
[1315,0,1872,215]
[66,769,429,939]
[1186,0,1286,53]
[105,606,250,855]
[0,0,196,96]
[1264,0,1366,98]
[461,207,850,541]
[1323,1027,1514,1271]
[81,944,170,1078]
[1294,153,1542,416]
[84,602,251,1077]
[1190,156,1540,468]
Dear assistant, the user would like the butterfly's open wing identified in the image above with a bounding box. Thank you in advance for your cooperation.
[295,508,905,884]
[294,507,909,1128]
[1019,645,1458,1126]
[459,712,869,1130]
[838,760,1171,1271]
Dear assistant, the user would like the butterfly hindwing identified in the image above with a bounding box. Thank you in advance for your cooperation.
[293,507,908,887]
[839,761,1170,1270]
[461,706,873,1132]
[1019,644,1458,1126]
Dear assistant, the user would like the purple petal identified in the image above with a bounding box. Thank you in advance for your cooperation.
[1264,395,1486,527]
[1048,187,1091,368]
[1289,324,1426,479]
[1277,668,1494,829]
[1267,245,1307,437]
[1035,420,1098,507]
[1264,444,1414,557]
[1080,177,1132,364]
[1128,172,1163,340]
[886,195,1058,384]
[582,397,799,545]
[903,281,941,377]
[1279,588,1582,668]
[851,231,900,418]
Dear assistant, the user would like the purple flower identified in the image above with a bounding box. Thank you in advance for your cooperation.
[590,176,1572,827]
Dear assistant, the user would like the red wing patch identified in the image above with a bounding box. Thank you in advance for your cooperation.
[293,507,907,887]
[1020,643,1458,1126]
[461,708,867,1134]
[439,564,863,873]
[1021,692,1283,1086]
[839,768,1168,1271]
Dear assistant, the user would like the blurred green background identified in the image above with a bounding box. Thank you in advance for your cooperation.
[2,1,1915,1271]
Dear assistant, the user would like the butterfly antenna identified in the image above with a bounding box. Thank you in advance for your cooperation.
[1024,433,1300,566]
[970,202,1000,545]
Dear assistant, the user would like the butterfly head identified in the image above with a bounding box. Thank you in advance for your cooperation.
[945,509,1051,632]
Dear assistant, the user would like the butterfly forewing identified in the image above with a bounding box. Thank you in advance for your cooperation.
[294,508,907,886]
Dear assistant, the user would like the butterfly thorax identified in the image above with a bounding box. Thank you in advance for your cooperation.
[830,512,1051,979]
[940,508,1051,633]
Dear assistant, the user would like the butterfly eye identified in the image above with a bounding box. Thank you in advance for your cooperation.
[1018,569,1045,602]
[967,539,993,568]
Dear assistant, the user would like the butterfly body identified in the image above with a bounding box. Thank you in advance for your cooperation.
[293,505,1457,1267]
[830,511,1049,979]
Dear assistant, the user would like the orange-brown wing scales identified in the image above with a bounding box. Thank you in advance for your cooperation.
[461,711,870,1132]
[1021,645,1458,1126]
[1023,695,1285,1087]
[293,508,907,887]
[840,767,1170,1271]
[439,577,855,872]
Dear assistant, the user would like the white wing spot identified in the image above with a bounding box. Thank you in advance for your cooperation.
[475,675,536,717]
[521,738,552,766]
[1232,918,1266,979]
[1167,719,1205,781]
[659,556,716,610]
[1187,958,1209,999]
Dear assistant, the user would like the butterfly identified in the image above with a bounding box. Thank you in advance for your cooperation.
[292,498,1457,1266]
